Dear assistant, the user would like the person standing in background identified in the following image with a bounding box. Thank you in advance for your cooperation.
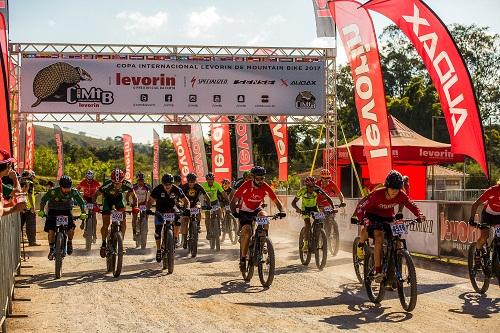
[21,170,39,246]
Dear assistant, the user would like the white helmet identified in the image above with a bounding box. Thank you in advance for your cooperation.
[86,170,94,180]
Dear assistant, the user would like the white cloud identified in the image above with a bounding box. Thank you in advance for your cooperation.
[48,20,56,27]
[116,11,167,34]
[186,7,234,39]
[246,15,286,45]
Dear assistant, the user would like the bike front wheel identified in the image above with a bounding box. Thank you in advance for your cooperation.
[329,220,340,256]
[112,232,123,277]
[299,228,311,266]
[189,219,198,258]
[85,216,94,251]
[352,237,365,283]
[364,247,386,303]
[467,242,490,293]
[314,228,328,270]
[229,216,238,245]
[163,228,175,273]
[54,232,65,279]
[242,241,255,282]
[396,250,418,312]
[258,237,276,287]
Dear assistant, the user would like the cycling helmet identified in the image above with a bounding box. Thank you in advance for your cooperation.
[111,168,125,182]
[222,179,230,187]
[384,170,403,189]
[304,176,316,186]
[86,170,94,180]
[162,173,174,184]
[205,172,215,180]
[59,175,72,188]
[186,173,197,182]
[21,170,35,179]
[136,171,145,181]
[250,166,266,177]
[320,169,331,178]
[173,175,182,183]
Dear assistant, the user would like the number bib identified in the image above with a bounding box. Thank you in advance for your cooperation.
[190,207,200,215]
[163,213,176,222]
[324,207,333,213]
[56,215,68,226]
[313,212,325,220]
[256,216,269,226]
[391,221,407,236]
[111,211,123,224]
[211,205,220,212]
[139,205,147,212]
[495,224,500,238]
[86,203,94,210]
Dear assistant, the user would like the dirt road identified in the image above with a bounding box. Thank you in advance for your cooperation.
[8,221,500,333]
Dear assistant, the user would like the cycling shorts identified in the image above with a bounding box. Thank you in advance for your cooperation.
[480,210,500,229]
[239,208,262,227]
[44,209,75,232]
[102,195,126,214]
[302,206,319,219]
[364,213,393,238]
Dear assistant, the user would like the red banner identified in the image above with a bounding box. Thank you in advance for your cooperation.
[363,0,488,176]
[269,116,288,181]
[171,133,194,182]
[53,125,64,178]
[153,129,160,184]
[24,120,34,170]
[329,0,392,184]
[0,14,10,153]
[190,124,208,182]
[210,117,232,182]
[123,134,134,182]
[235,116,254,177]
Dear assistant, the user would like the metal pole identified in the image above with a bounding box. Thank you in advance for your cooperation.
[431,116,435,200]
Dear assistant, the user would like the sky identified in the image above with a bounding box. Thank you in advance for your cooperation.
[9,0,500,144]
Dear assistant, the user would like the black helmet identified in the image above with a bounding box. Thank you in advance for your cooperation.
[186,172,197,182]
[173,174,182,183]
[384,170,403,189]
[205,172,215,180]
[251,166,266,177]
[59,175,73,188]
[161,173,174,184]
[136,171,145,180]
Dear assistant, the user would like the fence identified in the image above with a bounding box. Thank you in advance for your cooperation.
[0,213,21,332]
[427,189,485,201]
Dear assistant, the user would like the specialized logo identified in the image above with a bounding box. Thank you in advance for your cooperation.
[190,76,228,88]
[31,62,113,107]
[233,79,275,85]
[295,91,317,109]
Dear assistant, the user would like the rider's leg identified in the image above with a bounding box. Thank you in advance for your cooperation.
[48,230,55,244]
[476,228,489,249]
[180,216,189,236]
[304,217,312,238]
[154,222,162,261]
[101,214,111,246]
[205,211,211,239]
[373,229,384,273]
[131,213,138,237]
[92,213,98,239]
[240,224,252,257]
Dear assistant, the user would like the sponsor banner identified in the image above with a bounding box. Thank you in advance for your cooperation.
[11,116,18,170]
[312,0,336,37]
[364,0,488,176]
[0,1,8,30]
[0,13,10,152]
[235,116,254,178]
[171,133,194,182]
[329,0,392,184]
[269,116,288,181]
[401,201,439,256]
[20,58,325,116]
[123,134,134,182]
[190,124,208,182]
[338,199,361,243]
[153,129,160,184]
[53,124,64,178]
[337,146,463,164]
[24,119,34,170]
[210,117,232,181]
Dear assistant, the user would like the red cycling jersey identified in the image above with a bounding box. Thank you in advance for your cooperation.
[77,179,101,201]
[355,187,421,221]
[477,185,500,214]
[234,180,277,212]
[315,179,340,207]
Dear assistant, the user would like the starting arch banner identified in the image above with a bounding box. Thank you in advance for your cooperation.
[20,58,325,116]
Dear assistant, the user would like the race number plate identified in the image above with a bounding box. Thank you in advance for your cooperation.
[495,224,500,237]
[313,212,326,220]
[224,205,231,211]
[324,207,333,213]
[163,213,176,222]
[211,205,220,212]
[256,216,269,226]
[139,205,147,212]
[86,203,94,210]
[190,207,200,215]
[56,215,69,226]
[111,211,123,224]
[391,221,407,236]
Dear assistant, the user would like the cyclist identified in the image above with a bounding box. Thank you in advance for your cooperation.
[77,170,101,240]
[230,166,285,271]
[202,172,229,240]
[234,171,253,190]
[93,168,138,258]
[132,171,151,242]
[38,176,88,259]
[179,172,211,248]
[353,170,425,282]
[0,149,25,216]
[292,176,335,252]
[146,173,189,262]
[316,169,346,209]
[221,178,234,202]
[468,182,500,263]
[174,174,182,187]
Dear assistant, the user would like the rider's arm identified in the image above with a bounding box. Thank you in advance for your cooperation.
[72,188,87,214]
[92,189,102,204]
[181,196,190,209]
[128,190,138,208]
[273,197,284,213]
[230,191,241,213]
[291,196,300,212]
[338,191,345,205]
[401,192,422,218]
[469,188,492,220]
[145,196,155,210]
[320,188,335,208]
[39,190,51,211]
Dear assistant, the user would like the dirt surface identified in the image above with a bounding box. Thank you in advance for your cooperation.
[7,218,500,333]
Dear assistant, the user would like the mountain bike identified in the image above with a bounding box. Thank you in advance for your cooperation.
[241,212,285,287]
[221,205,238,245]
[323,205,341,256]
[149,211,176,273]
[105,210,126,277]
[467,221,500,293]
[364,218,418,312]
[135,205,149,249]
[299,210,329,270]
[186,206,201,258]
[83,203,97,251]
[351,217,368,283]
[51,214,84,279]
[208,204,221,251]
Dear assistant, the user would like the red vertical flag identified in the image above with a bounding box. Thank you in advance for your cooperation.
[329,0,393,184]
[123,134,134,182]
[363,0,488,177]
[152,129,160,185]
[171,133,195,182]
[0,14,10,153]
[190,124,209,182]
[210,116,232,182]
[24,119,34,170]
[269,116,288,181]
[235,116,254,178]
[53,125,64,178]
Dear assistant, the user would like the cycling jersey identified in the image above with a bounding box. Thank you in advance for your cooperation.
[315,179,340,207]
[477,185,500,215]
[202,181,224,203]
[99,179,134,198]
[295,186,326,209]
[77,179,101,201]
[233,180,277,212]
[150,184,185,213]
[133,183,151,204]
[40,187,86,212]
[180,183,207,205]
[355,187,420,221]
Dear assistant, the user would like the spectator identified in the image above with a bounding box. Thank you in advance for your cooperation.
[0,149,26,216]
[21,170,39,245]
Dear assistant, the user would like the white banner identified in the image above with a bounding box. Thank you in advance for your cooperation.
[402,201,439,256]
[20,58,325,115]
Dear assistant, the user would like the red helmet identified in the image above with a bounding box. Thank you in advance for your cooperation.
[111,168,125,182]
[320,169,331,178]
[304,176,316,186]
